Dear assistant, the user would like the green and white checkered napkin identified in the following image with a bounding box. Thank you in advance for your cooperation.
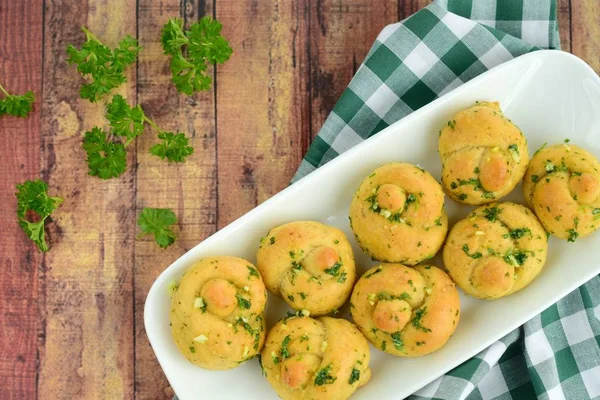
[293,1,600,399]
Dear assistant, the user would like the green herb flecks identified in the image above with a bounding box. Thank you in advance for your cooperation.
[349,368,360,384]
[482,206,502,222]
[377,292,411,301]
[324,261,342,277]
[247,265,260,278]
[503,227,531,240]
[411,308,432,333]
[236,294,251,310]
[280,335,291,359]
[462,244,482,259]
[314,364,336,386]
[391,332,404,351]
[503,250,530,266]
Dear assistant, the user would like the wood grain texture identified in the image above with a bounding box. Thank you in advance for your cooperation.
[134,0,217,398]
[216,0,310,226]
[557,0,571,51]
[571,0,600,73]
[37,1,136,398]
[0,1,43,398]
[309,0,398,139]
[1,1,599,399]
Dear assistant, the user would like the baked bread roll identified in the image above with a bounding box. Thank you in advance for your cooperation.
[443,202,547,299]
[523,143,600,242]
[438,101,528,205]
[170,256,267,370]
[261,316,371,400]
[350,263,460,357]
[256,221,356,316]
[349,163,448,264]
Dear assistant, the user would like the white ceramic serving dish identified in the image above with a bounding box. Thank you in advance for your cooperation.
[145,50,600,400]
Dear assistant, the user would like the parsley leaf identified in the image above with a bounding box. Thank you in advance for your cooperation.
[106,94,146,144]
[82,127,127,179]
[160,17,232,95]
[0,83,35,118]
[137,207,178,248]
[15,179,63,252]
[67,27,141,102]
[150,132,194,162]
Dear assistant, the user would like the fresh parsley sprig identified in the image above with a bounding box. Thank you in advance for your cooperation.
[82,127,127,179]
[137,207,178,248]
[67,27,141,102]
[107,94,194,162]
[0,82,35,118]
[160,17,232,95]
[82,94,194,179]
[15,179,63,252]
[150,131,194,162]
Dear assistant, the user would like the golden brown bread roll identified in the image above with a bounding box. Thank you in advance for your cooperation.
[349,162,448,265]
[350,263,460,357]
[170,256,267,370]
[523,143,600,242]
[438,101,528,205]
[443,202,547,299]
[261,316,371,400]
[256,221,356,316]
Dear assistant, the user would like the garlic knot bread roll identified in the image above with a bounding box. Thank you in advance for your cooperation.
[350,263,460,357]
[439,102,528,204]
[256,221,356,316]
[261,316,371,400]
[349,162,448,264]
[443,202,547,300]
[523,143,600,242]
[170,256,267,370]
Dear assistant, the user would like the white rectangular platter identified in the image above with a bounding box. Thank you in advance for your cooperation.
[145,50,600,400]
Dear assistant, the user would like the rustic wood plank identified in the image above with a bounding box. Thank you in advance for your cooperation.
[398,0,430,20]
[0,1,43,398]
[216,0,310,226]
[37,1,137,398]
[134,1,217,398]
[557,0,571,51]
[571,0,600,73]
[309,0,398,140]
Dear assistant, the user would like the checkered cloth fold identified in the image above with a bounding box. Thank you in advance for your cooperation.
[292,1,600,399]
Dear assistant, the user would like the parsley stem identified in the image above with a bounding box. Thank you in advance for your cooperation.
[0,82,9,96]
[81,26,102,44]
[144,116,163,134]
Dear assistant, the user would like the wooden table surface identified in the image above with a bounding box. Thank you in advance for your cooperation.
[0,0,597,398]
